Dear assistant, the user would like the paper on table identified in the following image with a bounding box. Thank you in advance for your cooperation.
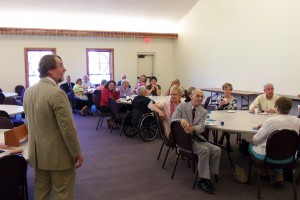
[226,110,236,113]
[206,122,217,126]
[206,119,217,122]
[260,112,271,115]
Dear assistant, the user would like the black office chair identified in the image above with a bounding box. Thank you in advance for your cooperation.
[0,117,14,129]
[3,97,18,105]
[170,120,199,189]
[0,110,24,127]
[108,98,127,133]
[93,90,112,130]
[155,112,176,169]
[15,85,25,101]
[0,154,28,200]
[203,96,211,110]
[0,92,5,104]
[247,129,299,200]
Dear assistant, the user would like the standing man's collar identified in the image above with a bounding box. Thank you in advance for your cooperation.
[46,77,58,87]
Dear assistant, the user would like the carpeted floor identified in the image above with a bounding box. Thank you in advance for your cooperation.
[26,114,300,200]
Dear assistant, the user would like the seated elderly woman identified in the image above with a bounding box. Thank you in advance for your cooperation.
[133,75,147,94]
[216,83,237,151]
[146,76,161,96]
[73,78,89,116]
[132,86,164,127]
[165,78,184,96]
[118,79,132,98]
[156,85,184,138]
[249,97,300,188]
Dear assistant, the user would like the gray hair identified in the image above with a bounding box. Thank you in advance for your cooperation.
[121,79,129,85]
[264,83,273,89]
[137,86,146,95]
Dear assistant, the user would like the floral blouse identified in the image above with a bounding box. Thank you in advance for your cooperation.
[216,95,237,110]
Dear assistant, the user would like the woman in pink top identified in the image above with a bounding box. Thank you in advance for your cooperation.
[133,75,147,94]
[156,85,184,138]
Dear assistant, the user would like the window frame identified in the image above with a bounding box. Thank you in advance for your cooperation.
[24,48,56,88]
[86,48,114,84]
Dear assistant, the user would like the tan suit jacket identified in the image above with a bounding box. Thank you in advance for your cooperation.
[24,78,81,170]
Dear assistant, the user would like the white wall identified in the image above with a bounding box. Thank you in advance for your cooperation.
[174,0,300,96]
[0,35,174,93]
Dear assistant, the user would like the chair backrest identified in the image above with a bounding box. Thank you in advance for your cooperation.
[20,88,26,103]
[0,92,5,104]
[108,98,122,121]
[154,112,165,139]
[0,110,10,118]
[93,91,101,108]
[203,96,211,109]
[170,121,194,153]
[0,154,28,199]
[0,117,14,129]
[15,85,25,97]
[93,89,101,95]
[3,97,18,105]
[154,112,175,147]
[265,129,299,161]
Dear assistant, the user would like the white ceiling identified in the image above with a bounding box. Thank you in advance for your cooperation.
[0,0,199,33]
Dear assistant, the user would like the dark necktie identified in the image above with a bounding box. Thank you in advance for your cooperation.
[68,83,72,89]
[192,108,196,122]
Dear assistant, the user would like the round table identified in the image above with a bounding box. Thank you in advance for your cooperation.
[2,92,18,98]
[205,110,276,168]
[206,110,276,134]
[0,105,24,116]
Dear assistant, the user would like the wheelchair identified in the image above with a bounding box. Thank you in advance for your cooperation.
[121,110,158,142]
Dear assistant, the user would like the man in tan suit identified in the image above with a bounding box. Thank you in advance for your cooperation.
[24,55,83,200]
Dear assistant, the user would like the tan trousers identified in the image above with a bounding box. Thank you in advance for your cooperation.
[34,168,76,200]
[192,141,221,180]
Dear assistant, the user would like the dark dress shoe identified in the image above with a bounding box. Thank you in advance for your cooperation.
[197,179,214,194]
[206,179,216,191]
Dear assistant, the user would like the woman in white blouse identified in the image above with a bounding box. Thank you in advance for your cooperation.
[249,97,300,188]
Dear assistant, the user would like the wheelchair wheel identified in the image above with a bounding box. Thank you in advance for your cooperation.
[122,112,138,137]
[138,112,158,142]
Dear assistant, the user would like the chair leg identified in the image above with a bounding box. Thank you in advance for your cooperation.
[96,116,102,130]
[157,142,164,160]
[100,116,105,127]
[236,133,241,144]
[171,155,180,179]
[162,147,171,169]
[293,169,297,200]
[256,168,261,199]
[110,120,114,133]
[193,168,199,189]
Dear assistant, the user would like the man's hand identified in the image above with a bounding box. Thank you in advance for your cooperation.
[75,154,84,168]
[184,124,194,134]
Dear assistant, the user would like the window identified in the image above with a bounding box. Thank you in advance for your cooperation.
[25,48,56,87]
[86,48,114,84]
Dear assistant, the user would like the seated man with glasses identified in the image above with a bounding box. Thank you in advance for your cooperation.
[171,89,221,194]
[249,83,279,113]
